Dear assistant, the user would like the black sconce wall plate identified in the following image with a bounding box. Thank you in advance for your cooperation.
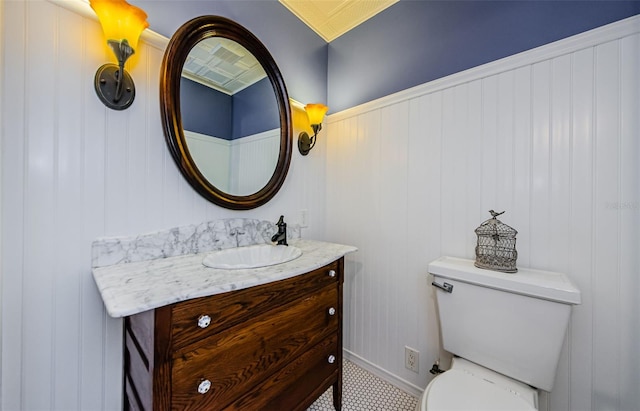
[94,63,135,111]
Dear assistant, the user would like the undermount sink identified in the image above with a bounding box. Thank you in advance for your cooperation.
[202,244,302,269]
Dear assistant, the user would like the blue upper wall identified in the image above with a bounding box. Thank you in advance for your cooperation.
[181,77,280,140]
[328,0,640,112]
[134,0,638,114]
[181,78,232,138]
[233,77,281,139]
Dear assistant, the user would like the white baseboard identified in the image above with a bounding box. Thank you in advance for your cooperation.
[343,349,424,398]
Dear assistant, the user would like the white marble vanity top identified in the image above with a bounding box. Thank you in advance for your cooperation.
[93,239,357,318]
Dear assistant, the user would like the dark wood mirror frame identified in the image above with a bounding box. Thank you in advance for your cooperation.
[160,16,292,210]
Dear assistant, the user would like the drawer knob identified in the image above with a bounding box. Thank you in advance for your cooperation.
[198,379,211,394]
[328,355,336,364]
[197,315,211,329]
[328,270,336,278]
[328,307,336,316]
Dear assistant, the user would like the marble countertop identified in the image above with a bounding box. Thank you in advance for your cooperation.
[92,239,357,318]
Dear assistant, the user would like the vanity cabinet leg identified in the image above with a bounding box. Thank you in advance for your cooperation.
[332,376,342,411]
[333,257,344,411]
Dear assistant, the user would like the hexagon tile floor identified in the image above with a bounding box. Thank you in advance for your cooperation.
[307,359,418,411]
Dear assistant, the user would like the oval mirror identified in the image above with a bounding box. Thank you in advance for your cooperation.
[160,16,292,210]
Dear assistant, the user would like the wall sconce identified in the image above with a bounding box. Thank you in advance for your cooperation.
[298,103,329,156]
[90,0,149,110]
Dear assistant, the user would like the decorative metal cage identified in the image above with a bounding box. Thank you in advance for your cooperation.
[474,210,518,273]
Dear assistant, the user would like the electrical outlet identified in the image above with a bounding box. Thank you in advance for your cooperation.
[405,346,419,373]
[300,209,308,228]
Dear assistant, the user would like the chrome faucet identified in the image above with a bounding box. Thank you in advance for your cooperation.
[271,215,288,246]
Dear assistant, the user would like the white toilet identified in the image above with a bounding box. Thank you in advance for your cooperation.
[418,256,581,410]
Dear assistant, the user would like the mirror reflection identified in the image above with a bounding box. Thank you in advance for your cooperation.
[180,37,280,196]
[161,15,292,210]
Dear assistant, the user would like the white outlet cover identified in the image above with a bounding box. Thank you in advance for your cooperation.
[405,346,419,373]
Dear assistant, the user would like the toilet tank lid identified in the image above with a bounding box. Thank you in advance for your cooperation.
[429,256,581,304]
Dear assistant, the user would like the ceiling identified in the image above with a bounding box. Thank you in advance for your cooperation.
[279,0,399,42]
[182,37,265,95]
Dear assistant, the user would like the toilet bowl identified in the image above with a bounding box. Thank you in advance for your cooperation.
[419,256,581,411]
[416,358,537,411]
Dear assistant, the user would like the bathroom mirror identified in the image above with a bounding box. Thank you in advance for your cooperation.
[160,16,292,210]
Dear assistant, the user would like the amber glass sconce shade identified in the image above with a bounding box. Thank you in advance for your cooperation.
[90,0,149,110]
[298,103,328,156]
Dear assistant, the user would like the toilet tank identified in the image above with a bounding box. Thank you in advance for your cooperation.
[429,256,581,392]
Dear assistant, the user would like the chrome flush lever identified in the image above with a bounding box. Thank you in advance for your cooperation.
[432,281,454,293]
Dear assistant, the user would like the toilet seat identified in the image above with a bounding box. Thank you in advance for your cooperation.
[419,359,538,411]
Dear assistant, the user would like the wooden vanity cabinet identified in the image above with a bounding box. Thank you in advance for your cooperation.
[124,258,344,411]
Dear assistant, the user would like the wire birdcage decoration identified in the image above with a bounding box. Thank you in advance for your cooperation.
[474,210,518,273]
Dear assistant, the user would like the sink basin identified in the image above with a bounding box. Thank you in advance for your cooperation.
[202,244,302,269]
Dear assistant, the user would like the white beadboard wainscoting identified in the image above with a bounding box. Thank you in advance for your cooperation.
[185,128,280,195]
[325,16,639,411]
[0,1,327,410]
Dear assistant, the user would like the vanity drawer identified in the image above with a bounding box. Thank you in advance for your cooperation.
[170,260,340,350]
[224,335,339,411]
[170,285,339,410]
